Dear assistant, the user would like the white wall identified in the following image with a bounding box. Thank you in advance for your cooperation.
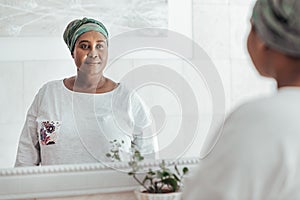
[0,0,277,168]
[193,0,276,108]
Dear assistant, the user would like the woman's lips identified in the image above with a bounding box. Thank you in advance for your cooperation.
[85,62,101,65]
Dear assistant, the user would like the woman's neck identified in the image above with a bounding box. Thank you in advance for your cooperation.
[273,56,300,88]
[277,76,300,88]
[74,72,106,91]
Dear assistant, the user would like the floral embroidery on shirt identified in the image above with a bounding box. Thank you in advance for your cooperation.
[40,121,60,145]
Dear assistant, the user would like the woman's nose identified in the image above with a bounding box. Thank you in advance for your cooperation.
[87,49,98,58]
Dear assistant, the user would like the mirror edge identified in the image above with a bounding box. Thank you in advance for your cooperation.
[0,157,200,200]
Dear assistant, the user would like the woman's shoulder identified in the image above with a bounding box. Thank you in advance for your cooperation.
[224,92,296,132]
[229,94,277,118]
[104,78,119,92]
[36,79,64,95]
[43,79,63,87]
[113,82,139,99]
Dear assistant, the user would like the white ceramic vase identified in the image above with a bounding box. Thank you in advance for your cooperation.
[134,188,182,200]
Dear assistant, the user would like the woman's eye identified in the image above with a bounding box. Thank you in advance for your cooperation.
[80,44,89,49]
[96,44,104,49]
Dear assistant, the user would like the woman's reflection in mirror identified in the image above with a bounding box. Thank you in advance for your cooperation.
[15,17,157,167]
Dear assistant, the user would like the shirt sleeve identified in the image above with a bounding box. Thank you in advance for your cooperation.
[130,92,158,159]
[130,92,152,129]
[15,89,42,167]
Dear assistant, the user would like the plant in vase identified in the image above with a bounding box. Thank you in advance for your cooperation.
[106,139,189,200]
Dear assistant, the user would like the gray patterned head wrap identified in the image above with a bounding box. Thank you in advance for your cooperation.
[63,17,109,53]
[252,0,300,57]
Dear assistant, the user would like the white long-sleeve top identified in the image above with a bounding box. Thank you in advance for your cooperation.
[15,80,155,166]
[184,87,300,200]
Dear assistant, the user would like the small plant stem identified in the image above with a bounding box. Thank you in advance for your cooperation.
[158,183,164,192]
[133,174,149,192]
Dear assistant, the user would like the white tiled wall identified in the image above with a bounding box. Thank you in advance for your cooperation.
[193,4,230,60]
[23,60,75,109]
[193,0,276,109]
[0,0,277,168]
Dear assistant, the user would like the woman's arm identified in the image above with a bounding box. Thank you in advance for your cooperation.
[130,93,158,159]
[15,91,41,167]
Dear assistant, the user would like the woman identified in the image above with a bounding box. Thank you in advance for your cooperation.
[184,0,300,199]
[15,17,156,166]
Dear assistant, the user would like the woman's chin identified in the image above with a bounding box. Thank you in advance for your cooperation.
[78,67,103,75]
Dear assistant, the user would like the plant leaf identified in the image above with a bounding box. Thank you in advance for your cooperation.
[128,172,134,176]
[183,167,189,174]
[162,178,178,192]
[162,171,171,177]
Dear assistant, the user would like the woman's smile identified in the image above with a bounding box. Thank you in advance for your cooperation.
[84,61,101,65]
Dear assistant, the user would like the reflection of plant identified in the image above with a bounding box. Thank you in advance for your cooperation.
[106,139,124,162]
[106,139,188,193]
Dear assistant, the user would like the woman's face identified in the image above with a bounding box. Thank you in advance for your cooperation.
[72,31,108,75]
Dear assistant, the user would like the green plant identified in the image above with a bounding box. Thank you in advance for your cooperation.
[106,139,189,193]
[105,139,124,161]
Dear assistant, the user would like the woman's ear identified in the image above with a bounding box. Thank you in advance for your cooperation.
[248,27,276,78]
[257,37,269,52]
[259,41,279,78]
[251,25,269,53]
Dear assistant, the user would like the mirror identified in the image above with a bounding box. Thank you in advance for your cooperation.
[0,0,213,169]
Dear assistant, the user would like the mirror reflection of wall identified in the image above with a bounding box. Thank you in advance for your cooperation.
[0,0,276,168]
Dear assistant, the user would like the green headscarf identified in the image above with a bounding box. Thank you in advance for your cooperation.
[63,17,109,53]
[252,0,300,57]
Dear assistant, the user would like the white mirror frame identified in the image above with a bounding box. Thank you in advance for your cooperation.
[0,158,199,200]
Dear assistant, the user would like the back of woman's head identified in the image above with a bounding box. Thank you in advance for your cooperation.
[252,0,300,58]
